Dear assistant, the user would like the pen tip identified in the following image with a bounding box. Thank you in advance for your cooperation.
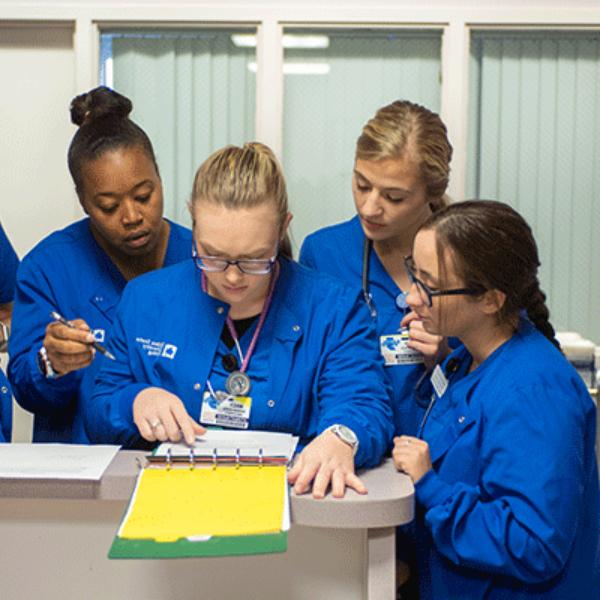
[107,351,117,361]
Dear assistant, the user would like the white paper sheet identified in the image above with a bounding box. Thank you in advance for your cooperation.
[155,429,299,462]
[0,443,121,480]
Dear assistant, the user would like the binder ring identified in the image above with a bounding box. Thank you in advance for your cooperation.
[258,447,263,468]
[235,448,241,469]
[189,447,196,470]
[166,447,172,471]
[212,447,218,470]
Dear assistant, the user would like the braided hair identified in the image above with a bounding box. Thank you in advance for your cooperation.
[420,200,560,350]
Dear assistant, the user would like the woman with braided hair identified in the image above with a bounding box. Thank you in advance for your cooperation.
[392,200,599,598]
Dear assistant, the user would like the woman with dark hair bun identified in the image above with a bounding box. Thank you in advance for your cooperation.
[8,86,191,443]
[392,200,599,598]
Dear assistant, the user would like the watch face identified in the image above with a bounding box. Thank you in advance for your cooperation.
[336,425,357,444]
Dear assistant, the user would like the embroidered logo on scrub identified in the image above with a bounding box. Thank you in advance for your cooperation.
[135,337,178,359]
[93,329,105,343]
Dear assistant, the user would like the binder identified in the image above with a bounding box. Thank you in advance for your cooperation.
[109,430,298,559]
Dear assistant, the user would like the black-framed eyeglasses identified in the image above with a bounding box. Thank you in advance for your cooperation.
[403,255,485,307]
[192,243,277,275]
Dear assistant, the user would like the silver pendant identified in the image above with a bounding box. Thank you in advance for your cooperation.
[226,371,251,396]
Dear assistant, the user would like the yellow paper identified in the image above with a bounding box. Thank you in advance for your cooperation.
[119,466,286,542]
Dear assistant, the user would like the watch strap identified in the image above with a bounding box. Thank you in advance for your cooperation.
[37,346,58,379]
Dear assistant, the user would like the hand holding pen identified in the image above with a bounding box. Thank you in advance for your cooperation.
[43,311,115,376]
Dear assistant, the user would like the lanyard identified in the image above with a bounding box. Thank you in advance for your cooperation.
[201,263,279,375]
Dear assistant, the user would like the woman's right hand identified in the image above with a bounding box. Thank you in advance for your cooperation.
[133,387,205,445]
[43,319,96,376]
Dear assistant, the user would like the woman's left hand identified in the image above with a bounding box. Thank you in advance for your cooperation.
[287,431,367,499]
[392,435,432,483]
[401,311,450,369]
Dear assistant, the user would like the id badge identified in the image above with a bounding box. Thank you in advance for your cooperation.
[200,390,252,429]
[380,330,424,366]
[431,364,448,397]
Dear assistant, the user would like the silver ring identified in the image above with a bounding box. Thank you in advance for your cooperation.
[150,419,161,429]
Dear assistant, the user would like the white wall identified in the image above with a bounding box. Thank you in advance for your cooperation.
[1,0,600,6]
[0,23,80,441]
[0,24,80,257]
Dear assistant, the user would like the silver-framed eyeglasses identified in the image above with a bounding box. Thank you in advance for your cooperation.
[403,255,485,307]
[192,243,277,275]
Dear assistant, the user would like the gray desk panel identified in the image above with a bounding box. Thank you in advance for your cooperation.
[0,450,414,528]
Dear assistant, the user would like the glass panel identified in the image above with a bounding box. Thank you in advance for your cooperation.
[468,31,600,343]
[282,28,442,252]
[99,29,256,226]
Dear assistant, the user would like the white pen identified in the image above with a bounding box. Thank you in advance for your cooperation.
[50,311,116,360]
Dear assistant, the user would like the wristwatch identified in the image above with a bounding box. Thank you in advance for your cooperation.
[0,321,8,353]
[36,346,58,379]
[325,424,359,456]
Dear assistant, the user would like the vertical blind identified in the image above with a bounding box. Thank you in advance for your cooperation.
[282,29,442,251]
[102,30,256,225]
[468,31,600,343]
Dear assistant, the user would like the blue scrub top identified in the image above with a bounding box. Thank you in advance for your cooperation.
[300,215,425,436]
[0,222,19,304]
[85,258,394,469]
[0,222,19,442]
[0,367,12,442]
[414,319,599,599]
[8,218,192,443]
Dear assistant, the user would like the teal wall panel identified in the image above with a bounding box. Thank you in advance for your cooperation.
[282,29,442,252]
[103,30,256,226]
[469,32,600,342]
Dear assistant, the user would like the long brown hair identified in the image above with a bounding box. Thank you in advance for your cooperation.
[356,100,453,211]
[421,200,560,349]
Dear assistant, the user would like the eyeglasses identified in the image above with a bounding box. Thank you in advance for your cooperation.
[192,244,277,275]
[403,255,485,307]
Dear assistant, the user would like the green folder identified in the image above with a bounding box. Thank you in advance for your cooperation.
[109,531,287,559]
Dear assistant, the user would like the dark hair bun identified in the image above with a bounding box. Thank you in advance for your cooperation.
[70,86,133,126]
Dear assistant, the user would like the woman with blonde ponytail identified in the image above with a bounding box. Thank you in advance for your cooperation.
[393,200,599,599]
[301,100,454,438]
[86,142,393,499]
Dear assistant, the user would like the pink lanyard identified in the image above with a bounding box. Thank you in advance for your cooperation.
[201,263,280,373]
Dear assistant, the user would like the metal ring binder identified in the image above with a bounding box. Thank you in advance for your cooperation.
[212,447,218,470]
[189,447,195,470]
[166,447,172,471]
[235,448,241,469]
[258,447,263,468]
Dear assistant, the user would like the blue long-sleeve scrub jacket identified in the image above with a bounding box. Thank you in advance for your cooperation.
[414,319,599,599]
[0,221,20,442]
[300,216,426,436]
[8,218,191,443]
[85,258,395,469]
